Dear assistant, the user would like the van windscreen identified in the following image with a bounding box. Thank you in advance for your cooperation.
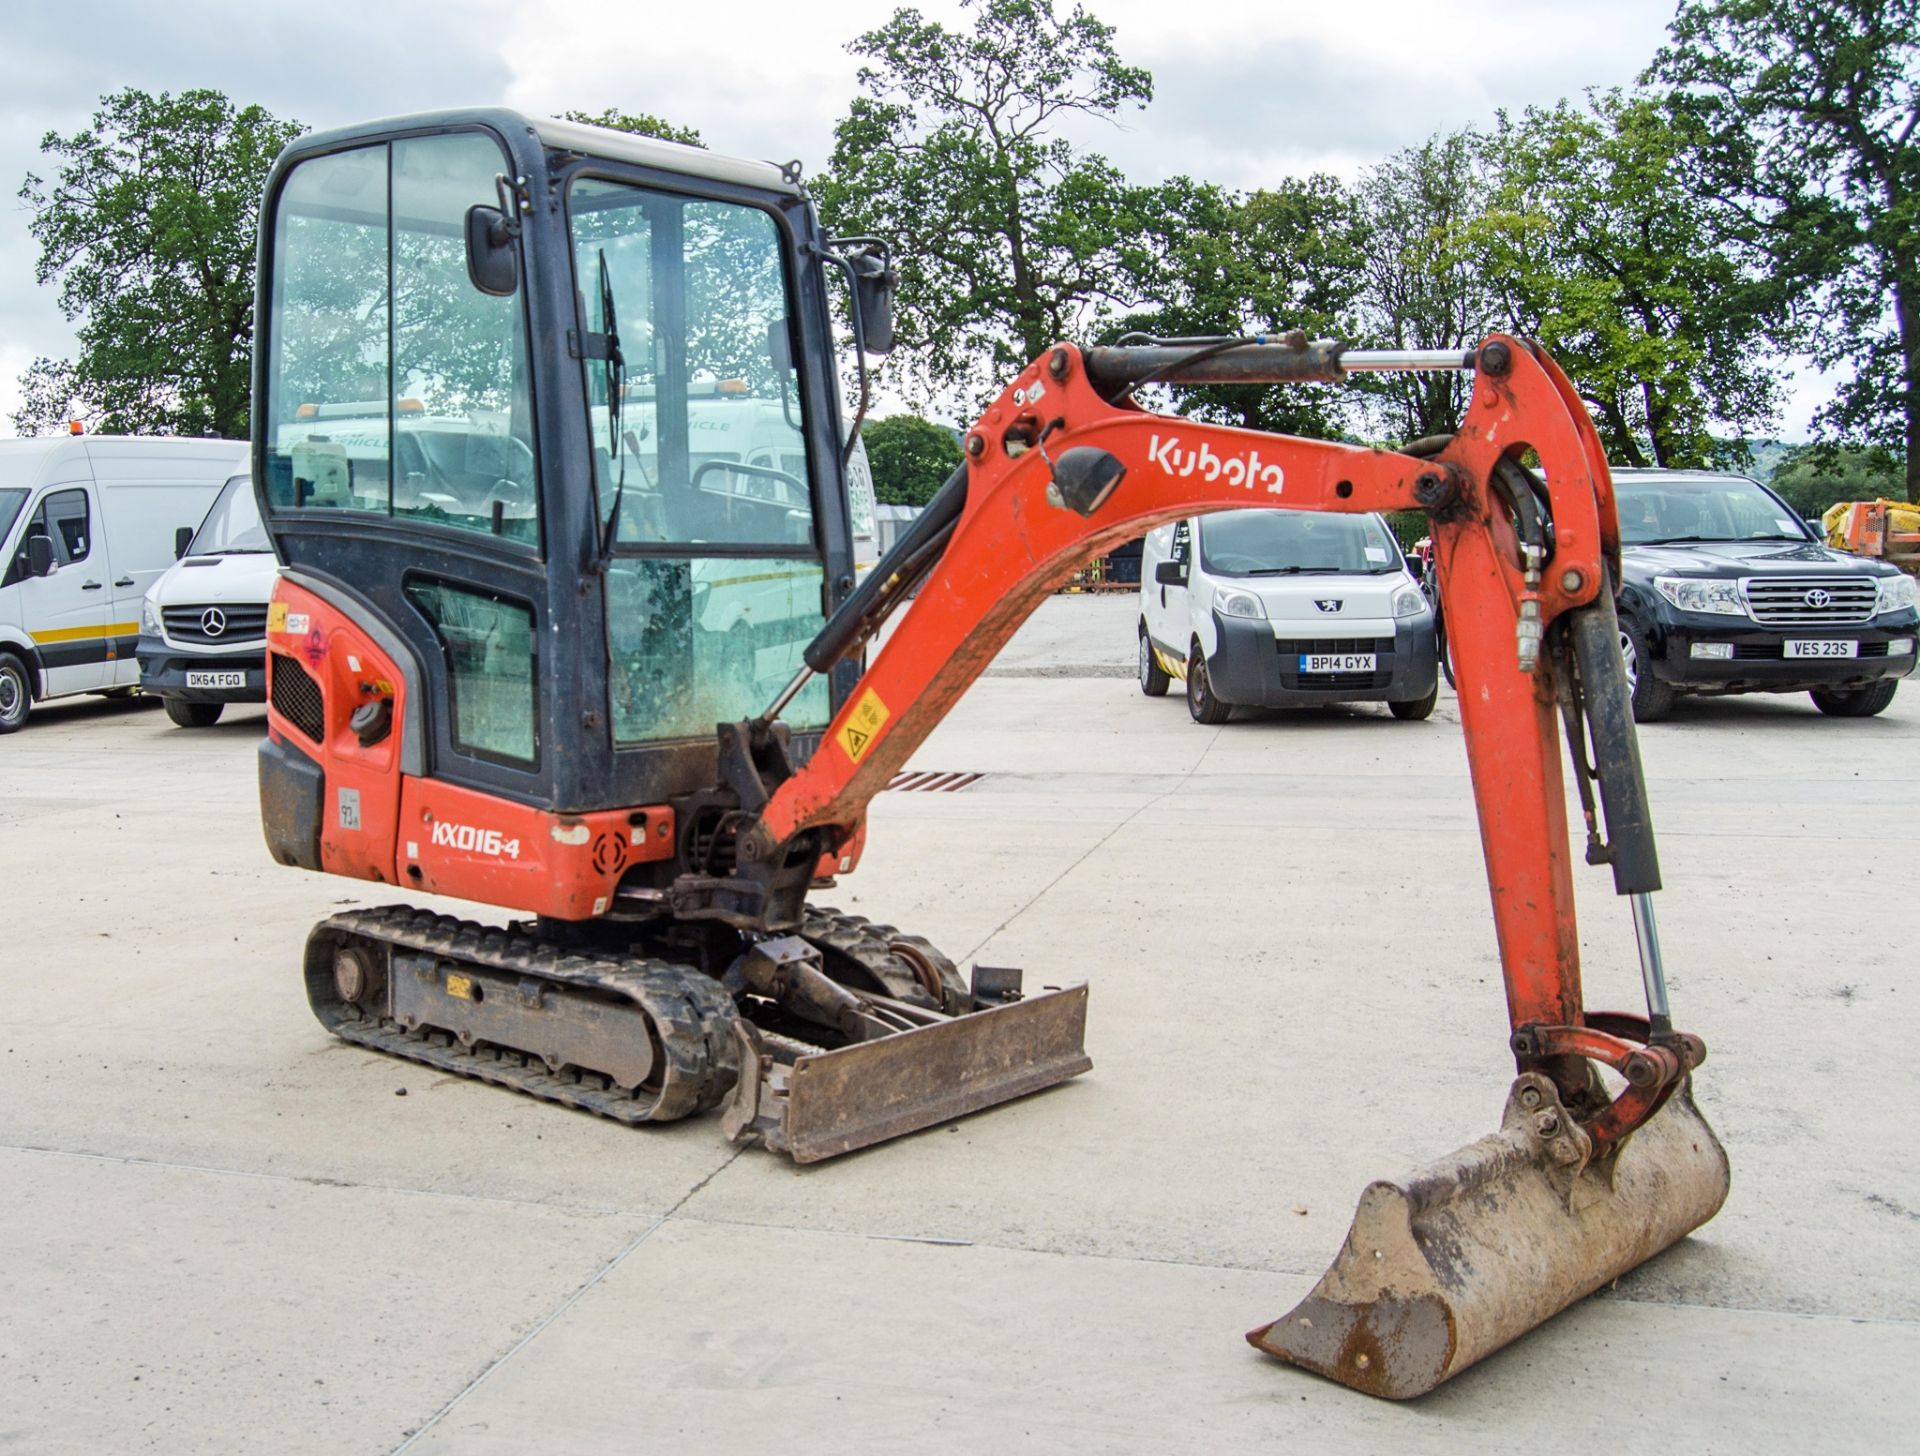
[189,475,271,555]
[0,488,25,546]
[1199,509,1401,576]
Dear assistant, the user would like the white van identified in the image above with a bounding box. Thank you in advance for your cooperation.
[0,435,245,733]
[135,470,278,727]
[1139,508,1439,723]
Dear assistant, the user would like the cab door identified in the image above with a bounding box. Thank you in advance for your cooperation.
[9,486,114,697]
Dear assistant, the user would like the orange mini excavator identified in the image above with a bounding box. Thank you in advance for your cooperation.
[251,111,1728,1398]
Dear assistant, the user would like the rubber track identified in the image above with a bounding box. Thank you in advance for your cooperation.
[802,907,968,1012]
[307,906,741,1124]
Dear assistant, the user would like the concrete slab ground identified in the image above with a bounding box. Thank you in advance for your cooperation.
[2,596,1915,1454]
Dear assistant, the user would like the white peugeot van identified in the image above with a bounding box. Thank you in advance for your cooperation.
[0,435,245,733]
[135,470,278,727]
[1138,508,1439,723]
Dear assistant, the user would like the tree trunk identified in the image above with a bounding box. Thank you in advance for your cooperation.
[1896,282,1920,501]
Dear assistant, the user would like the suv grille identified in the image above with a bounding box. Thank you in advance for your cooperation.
[270,655,325,743]
[163,603,270,644]
[1742,577,1877,625]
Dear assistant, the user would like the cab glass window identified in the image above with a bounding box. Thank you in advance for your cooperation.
[405,577,538,766]
[569,179,812,549]
[265,133,539,546]
[1199,509,1401,576]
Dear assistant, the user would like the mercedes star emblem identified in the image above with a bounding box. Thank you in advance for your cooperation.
[201,607,228,638]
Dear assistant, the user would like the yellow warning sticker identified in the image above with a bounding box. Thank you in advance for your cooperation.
[445,973,474,1001]
[267,601,288,633]
[836,688,891,764]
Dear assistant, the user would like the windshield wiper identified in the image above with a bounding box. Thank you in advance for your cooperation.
[1245,565,1343,575]
[1635,535,1726,545]
[596,248,627,558]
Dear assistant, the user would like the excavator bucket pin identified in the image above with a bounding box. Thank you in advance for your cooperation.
[1248,1071,1730,1398]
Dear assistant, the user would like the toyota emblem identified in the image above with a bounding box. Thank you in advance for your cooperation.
[200,607,227,638]
[1803,588,1832,609]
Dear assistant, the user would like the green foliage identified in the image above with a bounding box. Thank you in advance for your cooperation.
[1767,443,1910,518]
[1473,91,1791,468]
[1352,131,1500,442]
[817,0,1157,407]
[862,414,962,505]
[1110,176,1368,439]
[1652,1,1920,495]
[17,88,301,438]
[560,108,705,148]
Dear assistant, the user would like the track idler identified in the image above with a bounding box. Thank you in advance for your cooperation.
[1249,1068,1728,1397]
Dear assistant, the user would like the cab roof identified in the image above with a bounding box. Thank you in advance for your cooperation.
[281,108,805,200]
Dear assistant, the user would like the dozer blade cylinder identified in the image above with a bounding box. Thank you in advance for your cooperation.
[724,984,1091,1163]
[1248,1073,1729,1399]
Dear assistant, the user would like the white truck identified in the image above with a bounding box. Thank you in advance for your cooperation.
[1138,507,1439,723]
[0,434,245,732]
[135,470,279,726]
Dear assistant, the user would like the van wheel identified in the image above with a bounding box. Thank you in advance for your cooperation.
[1390,684,1438,721]
[0,653,31,734]
[1621,621,1674,723]
[164,698,225,728]
[1810,681,1898,717]
[1186,644,1232,724]
[1138,623,1170,697]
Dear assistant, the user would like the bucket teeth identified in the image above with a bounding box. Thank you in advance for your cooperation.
[1249,1073,1729,1399]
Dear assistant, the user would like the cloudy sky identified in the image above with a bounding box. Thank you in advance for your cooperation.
[0,0,1832,436]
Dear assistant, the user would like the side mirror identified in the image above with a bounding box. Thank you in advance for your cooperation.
[1154,560,1187,586]
[836,239,897,355]
[26,535,54,578]
[175,525,194,559]
[465,204,520,298]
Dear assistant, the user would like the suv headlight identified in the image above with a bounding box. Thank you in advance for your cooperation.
[1654,576,1746,617]
[140,595,162,635]
[1877,574,1918,615]
[1391,583,1428,618]
[1215,588,1265,620]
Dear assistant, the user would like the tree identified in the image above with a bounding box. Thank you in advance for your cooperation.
[1351,132,1501,443]
[862,414,962,505]
[1768,442,1909,517]
[1652,0,1920,494]
[817,0,1157,407]
[1473,91,1792,468]
[1111,176,1369,440]
[560,108,705,148]
[17,89,301,438]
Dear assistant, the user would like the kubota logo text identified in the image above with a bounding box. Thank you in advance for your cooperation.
[1147,435,1284,495]
[431,820,522,859]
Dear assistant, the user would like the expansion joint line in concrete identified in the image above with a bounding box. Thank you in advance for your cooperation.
[960,723,1226,964]
[385,1143,752,1455]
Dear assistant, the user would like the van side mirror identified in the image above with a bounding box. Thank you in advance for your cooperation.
[1155,560,1187,586]
[25,535,54,578]
[465,204,520,297]
[175,525,194,559]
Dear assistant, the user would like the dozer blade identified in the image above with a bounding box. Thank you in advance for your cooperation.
[1249,1070,1729,1399]
[723,984,1091,1162]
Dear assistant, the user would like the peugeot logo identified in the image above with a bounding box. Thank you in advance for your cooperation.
[200,607,227,638]
[1803,588,1832,609]
[1314,599,1343,613]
